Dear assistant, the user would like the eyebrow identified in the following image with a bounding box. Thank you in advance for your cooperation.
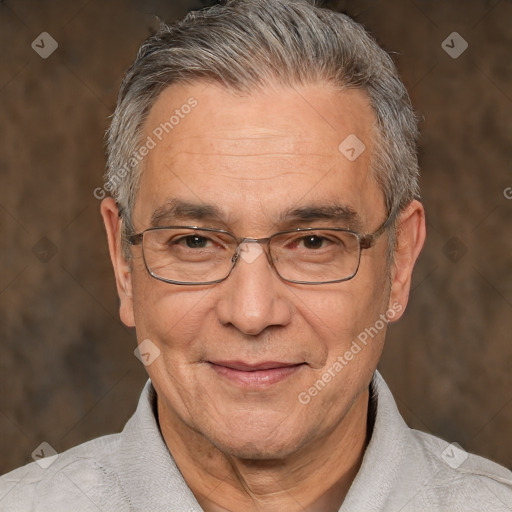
[150,199,224,227]
[277,203,362,231]
[149,199,363,231]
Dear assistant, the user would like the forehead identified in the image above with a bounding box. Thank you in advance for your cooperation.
[134,81,383,231]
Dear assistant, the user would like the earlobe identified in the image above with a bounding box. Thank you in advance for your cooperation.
[100,197,136,327]
[388,200,426,321]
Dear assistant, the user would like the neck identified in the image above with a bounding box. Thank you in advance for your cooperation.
[157,388,370,512]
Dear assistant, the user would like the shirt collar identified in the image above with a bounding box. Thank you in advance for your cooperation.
[116,381,203,510]
[340,371,433,511]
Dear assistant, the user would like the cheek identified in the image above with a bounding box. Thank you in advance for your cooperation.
[301,273,388,342]
[294,287,388,422]
[131,264,212,356]
[131,277,216,417]
[295,258,390,374]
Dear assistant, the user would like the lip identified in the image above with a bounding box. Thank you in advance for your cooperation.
[208,361,305,387]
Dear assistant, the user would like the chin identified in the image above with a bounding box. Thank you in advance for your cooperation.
[217,439,299,461]
[204,423,310,461]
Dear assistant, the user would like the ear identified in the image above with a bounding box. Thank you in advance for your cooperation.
[100,197,136,327]
[388,199,426,321]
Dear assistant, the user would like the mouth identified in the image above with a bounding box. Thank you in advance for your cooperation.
[207,360,306,388]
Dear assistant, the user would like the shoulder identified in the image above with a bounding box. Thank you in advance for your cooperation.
[356,373,512,512]
[409,428,512,511]
[0,433,130,512]
[0,380,195,512]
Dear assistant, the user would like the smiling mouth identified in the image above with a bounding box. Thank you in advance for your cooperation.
[207,360,305,387]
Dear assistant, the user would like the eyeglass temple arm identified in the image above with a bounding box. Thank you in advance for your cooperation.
[125,233,143,245]
[116,212,142,246]
[359,203,401,249]
[358,194,423,249]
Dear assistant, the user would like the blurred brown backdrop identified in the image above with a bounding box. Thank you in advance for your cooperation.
[0,0,511,475]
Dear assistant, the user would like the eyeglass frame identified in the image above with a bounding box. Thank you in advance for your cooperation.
[124,205,399,286]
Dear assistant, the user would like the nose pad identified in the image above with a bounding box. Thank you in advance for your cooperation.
[231,241,277,278]
[238,242,264,264]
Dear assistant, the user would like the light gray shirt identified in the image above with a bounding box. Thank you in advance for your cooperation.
[1,372,511,511]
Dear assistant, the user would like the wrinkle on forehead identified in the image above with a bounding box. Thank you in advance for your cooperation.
[155,132,342,160]
[158,151,339,183]
[135,81,384,230]
[143,80,375,158]
[174,170,312,182]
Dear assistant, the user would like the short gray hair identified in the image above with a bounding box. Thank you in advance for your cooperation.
[106,0,420,256]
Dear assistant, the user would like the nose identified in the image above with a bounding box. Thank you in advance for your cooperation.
[215,242,292,336]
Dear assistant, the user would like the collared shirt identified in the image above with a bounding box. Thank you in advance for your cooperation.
[1,372,511,511]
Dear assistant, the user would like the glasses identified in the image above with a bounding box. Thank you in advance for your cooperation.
[125,209,396,286]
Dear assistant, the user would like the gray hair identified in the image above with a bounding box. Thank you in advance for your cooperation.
[106,0,420,258]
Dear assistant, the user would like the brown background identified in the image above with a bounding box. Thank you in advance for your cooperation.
[0,0,511,475]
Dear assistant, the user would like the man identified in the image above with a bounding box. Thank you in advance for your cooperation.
[1,0,511,510]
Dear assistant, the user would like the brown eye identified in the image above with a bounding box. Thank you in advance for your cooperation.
[182,235,209,248]
[302,235,325,249]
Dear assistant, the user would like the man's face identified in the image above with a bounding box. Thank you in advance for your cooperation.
[121,81,398,458]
